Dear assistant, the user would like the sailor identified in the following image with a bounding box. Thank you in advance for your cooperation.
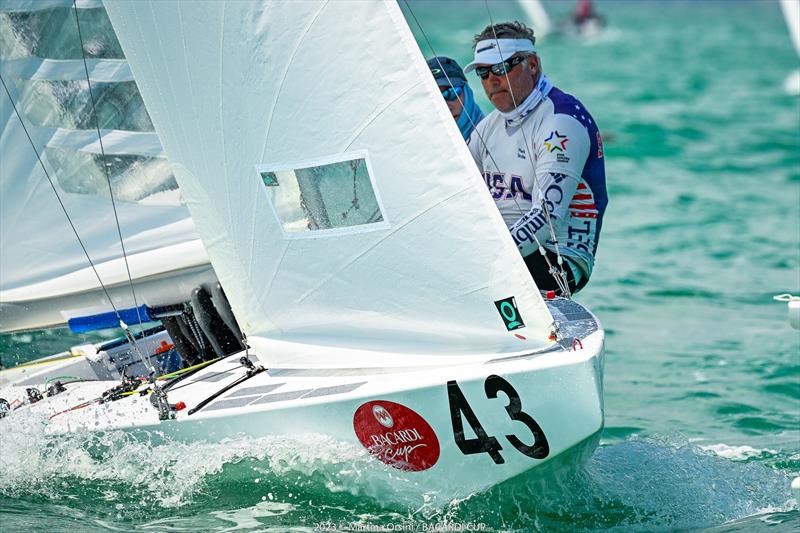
[573,0,594,26]
[426,56,484,140]
[465,21,607,294]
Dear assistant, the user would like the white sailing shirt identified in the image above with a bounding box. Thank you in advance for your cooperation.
[467,83,608,280]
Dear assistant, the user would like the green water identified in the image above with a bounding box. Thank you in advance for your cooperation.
[1,1,799,531]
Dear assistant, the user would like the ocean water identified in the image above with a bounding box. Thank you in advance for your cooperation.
[1,1,799,531]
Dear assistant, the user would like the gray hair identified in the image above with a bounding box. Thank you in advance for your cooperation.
[472,21,536,49]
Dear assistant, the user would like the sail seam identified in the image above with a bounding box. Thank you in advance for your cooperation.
[341,80,423,152]
[0,58,133,83]
[260,0,330,161]
[42,128,164,156]
[219,2,234,243]
[177,2,206,200]
[295,186,473,305]
[260,243,289,334]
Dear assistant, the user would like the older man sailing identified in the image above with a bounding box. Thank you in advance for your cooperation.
[466,21,608,295]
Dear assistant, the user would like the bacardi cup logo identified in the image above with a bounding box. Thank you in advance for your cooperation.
[372,405,394,428]
[353,400,440,472]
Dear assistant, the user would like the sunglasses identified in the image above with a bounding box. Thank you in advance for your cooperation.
[441,85,464,102]
[475,54,529,80]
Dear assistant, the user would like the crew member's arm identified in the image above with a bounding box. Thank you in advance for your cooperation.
[508,115,590,257]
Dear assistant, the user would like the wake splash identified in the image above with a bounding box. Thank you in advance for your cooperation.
[441,435,798,532]
[0,418,796,531]
[0,412,427,515]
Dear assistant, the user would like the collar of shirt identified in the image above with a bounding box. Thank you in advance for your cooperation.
[500,73,553,129]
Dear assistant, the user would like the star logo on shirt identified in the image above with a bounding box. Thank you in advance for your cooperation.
[544,130,569,153]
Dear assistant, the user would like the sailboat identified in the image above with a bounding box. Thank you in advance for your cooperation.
[0,0,605,502]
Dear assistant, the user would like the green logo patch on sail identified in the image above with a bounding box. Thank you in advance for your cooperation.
[261,171,279,186]
[495,296,525,331]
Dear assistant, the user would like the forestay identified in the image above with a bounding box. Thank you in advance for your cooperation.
[0,0,210,332]
[104,0,555,366]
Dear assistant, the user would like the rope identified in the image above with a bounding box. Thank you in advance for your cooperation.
[157,357,221,381]
[44,376,82,386]
[184,309,208,358]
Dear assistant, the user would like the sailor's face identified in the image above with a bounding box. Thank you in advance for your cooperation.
[480,55,539,113]
[439,85,463,119]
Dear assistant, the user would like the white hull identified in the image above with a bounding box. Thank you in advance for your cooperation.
[2,300,604,505]
[5,300,604,503]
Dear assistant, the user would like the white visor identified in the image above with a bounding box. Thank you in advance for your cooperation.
[463,38,536,73]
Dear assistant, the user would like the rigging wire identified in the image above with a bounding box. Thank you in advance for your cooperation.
[482,0,570,296]
[72,1,155,373]
[402,0,520,212]
[402,0,570,296]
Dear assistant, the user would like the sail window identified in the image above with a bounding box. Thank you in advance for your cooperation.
[15,79,154,131]
[44,147,179,204]
[257,154,387,236]
[0,7,123,61]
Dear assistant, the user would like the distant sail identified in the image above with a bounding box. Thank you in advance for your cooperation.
[780,0,800,95]
[104,0,555,367]
[780,0,800,56]
[518,0,552,37]
[0,0,212,332]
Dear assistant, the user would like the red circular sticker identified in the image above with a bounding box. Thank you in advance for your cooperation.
[353,400,440,471]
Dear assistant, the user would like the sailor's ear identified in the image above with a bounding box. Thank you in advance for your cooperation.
[527,53,541,76]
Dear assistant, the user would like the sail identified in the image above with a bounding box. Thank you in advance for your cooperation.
[103,0,556,366]
[780,0,800,57]
[518,0,552,37]
[0,0,213,332]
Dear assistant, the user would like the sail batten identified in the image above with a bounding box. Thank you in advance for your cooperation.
[1,0,104,14]
[1,57,132,82]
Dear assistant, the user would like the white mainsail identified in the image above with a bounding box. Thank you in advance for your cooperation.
[103,0,556,366]
[0,0,212,332]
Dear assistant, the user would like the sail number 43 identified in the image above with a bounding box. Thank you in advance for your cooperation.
[447,375,549,464]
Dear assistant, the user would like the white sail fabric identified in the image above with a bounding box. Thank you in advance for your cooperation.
[0,1,210,332]
[104,0,555,365]
[518,0,552,37]
[780,0,800,57]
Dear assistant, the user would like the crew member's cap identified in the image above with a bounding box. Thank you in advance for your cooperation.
[426,56,466,87]
[463,38,536,73]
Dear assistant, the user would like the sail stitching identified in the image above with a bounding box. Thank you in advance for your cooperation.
[341,80,422,152]
[259,0,330,161]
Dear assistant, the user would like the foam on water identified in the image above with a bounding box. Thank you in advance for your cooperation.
[1,417,797,532]
[0,410,447,516]
[700,444,780,461]
[439,436,798,532]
